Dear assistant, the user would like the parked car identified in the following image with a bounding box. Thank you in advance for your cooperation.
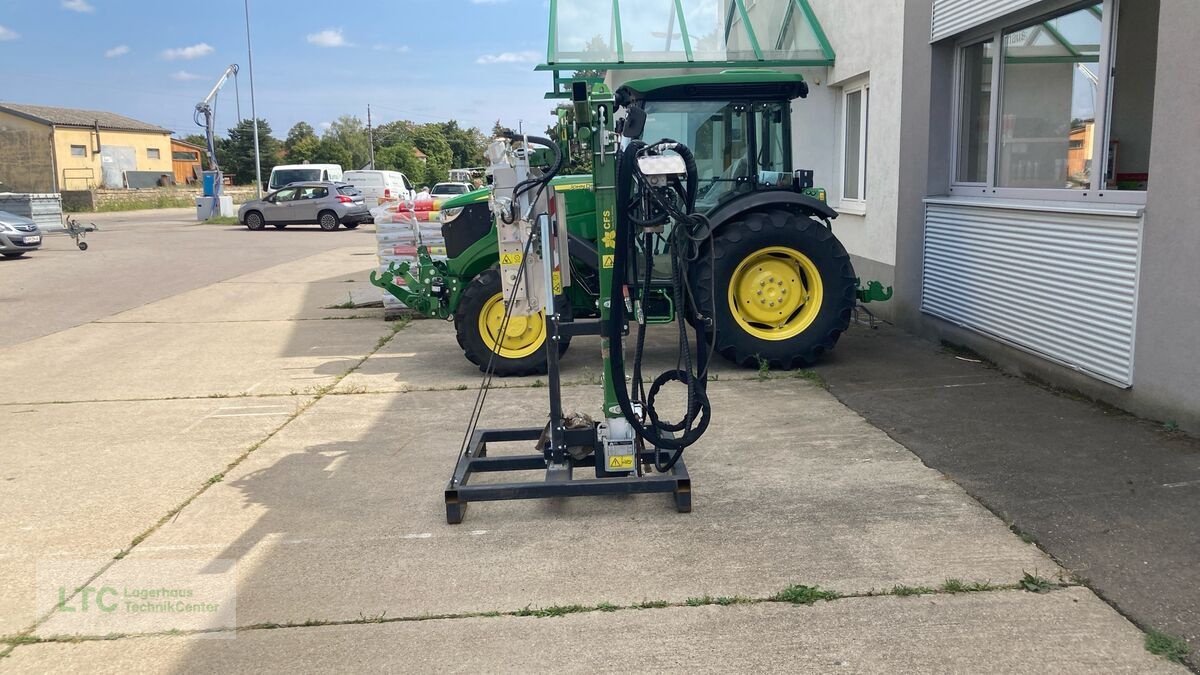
[238,182,368,231]
[0,210,42,258]
[267,163,344,191]
[430,182,472,200]
[343,170,415,207]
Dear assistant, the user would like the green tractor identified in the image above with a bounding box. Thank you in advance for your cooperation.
[371,71,890,376]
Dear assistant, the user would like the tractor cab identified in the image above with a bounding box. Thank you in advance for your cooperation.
[616,71,822,213]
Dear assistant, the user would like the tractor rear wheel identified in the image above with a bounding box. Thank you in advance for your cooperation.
[695,209,857,370]
[454,268,571,376]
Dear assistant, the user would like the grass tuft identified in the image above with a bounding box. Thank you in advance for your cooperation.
[1144,628,1190,663]
[1019,571,1055,593]
[773,584,840,605]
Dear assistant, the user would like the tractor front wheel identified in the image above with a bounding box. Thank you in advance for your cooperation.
[695,209,857,370]
[454,268,571,376]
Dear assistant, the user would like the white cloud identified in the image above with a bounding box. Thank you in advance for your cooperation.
[171,70,202,81]
[162,43,214,60]
[371,44,410,53]
[307,28,349,48]
[476,50,540,64]
[0,24,18,41]
[104,44,129,58]
[62,0,95,13]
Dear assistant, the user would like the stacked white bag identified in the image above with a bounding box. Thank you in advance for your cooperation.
[373,201,449,311]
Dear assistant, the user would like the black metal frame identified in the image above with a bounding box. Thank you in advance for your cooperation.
[444,250,692,524]
[445,426,691,524]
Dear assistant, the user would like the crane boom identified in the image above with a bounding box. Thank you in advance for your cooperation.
[194,64,240,172]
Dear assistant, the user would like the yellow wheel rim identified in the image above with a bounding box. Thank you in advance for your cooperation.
[478,292,546,359]
[727,246,823,341]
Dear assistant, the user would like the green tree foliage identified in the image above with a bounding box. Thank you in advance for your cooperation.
[283,122,320,164]
[437,120,487,169]
[313,136,353,169]
[324,115,371,169]
[375,142,424,179]
[410,124,453,185]
[217,118,281,185]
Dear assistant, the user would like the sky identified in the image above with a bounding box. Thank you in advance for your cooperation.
[0,0,556,139]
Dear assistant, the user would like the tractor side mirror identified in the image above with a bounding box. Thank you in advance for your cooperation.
[622,106,647,140]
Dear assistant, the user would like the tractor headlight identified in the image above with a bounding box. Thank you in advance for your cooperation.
[440,207,464,224]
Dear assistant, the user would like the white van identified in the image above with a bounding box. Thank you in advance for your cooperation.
[268,163,344,191]
[343,170,415,207]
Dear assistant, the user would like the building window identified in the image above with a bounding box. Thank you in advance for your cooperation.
[840,79,869,210]
[147,148,161,160]
[952,0,1158,196]
[173,151,199,161]
[70,145,87,157]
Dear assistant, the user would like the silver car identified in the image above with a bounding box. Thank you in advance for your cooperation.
[238,181,369,231]
[0,210,43,258]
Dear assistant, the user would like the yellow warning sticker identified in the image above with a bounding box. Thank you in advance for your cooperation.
[608,455,634,470]
[552,270,563,295]
[500,252,523,266]
[602,254,614,269]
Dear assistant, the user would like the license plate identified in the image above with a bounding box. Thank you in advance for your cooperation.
[22,236,40,244]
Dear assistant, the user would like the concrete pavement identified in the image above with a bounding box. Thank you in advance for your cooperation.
[0,208,1185,671]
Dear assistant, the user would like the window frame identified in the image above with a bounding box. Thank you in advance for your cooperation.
[70,145,87,157]
[838,77,869,214]
[948,0,1144,204]
[147,148,161,160]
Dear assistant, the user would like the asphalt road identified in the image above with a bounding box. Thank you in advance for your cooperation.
[0,208,378,345]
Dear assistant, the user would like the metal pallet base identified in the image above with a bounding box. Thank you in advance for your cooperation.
[445,426,691,524]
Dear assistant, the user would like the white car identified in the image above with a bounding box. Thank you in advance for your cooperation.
[430,182,473,200]
[344,170,416,208]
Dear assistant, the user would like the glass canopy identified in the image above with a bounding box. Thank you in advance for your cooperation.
[542,0,835,71]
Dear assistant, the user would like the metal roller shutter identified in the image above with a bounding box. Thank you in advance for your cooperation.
[931,0,1042,41]
[922,199,1142,387]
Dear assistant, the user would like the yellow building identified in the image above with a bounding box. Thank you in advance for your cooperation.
[0,102,173,192]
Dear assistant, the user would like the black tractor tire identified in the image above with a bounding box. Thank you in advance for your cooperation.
[244,211,265,230]
[454,267,571,376]
[318,210,340,231]
[273,223,287,229]
[694,209,857,370]
[343,222,360,230]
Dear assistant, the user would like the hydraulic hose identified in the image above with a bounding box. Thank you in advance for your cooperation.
[608,141,712,469]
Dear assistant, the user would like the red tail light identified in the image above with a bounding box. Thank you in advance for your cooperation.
[384,188,391,198]
[337,195,354,204]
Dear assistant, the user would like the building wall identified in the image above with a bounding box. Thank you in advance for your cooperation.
[1129,0,1200,431]
[0,111,54,193]
[51,127,173,190]
[786,0,910,321]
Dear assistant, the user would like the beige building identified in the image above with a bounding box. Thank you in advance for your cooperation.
[0,103,173,192]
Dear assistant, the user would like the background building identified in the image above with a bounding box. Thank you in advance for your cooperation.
[0,103,173,192]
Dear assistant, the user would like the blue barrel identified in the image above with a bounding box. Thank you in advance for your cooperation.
[202,171,220,197]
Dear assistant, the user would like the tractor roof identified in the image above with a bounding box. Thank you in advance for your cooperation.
[620,70,809,102]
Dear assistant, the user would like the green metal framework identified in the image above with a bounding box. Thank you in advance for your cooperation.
[542,0,835,97]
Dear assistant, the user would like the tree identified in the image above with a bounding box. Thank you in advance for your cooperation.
[375,142,425,179]
[312,136,353,169]
[285,122,316,149]
[217,118,281,185]
[410,124,453,185]
[437,120,488,169]
[323,115,371,169]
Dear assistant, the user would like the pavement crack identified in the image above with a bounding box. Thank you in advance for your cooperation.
[3,578,1081,651]
[0,321,410,660]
